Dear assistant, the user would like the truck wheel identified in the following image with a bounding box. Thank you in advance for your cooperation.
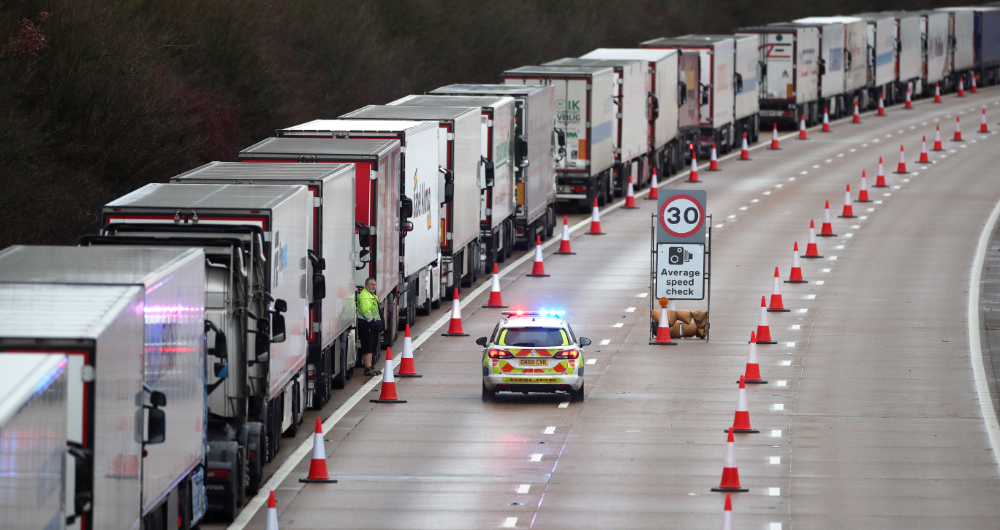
[283,383,299,437]
[262,400,274,463]
[245,423,263,495]
[332,346,347,390]
[545,207,555,238]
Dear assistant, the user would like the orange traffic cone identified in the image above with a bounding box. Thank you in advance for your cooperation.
[958,77,966,97]
[483,265,508,308]
[623,175,638,208]
[688,144,701,182]
[587,199,605,235]
[730,375,759,433]
[980,108,990,133]
[299,418,337,483]
[934,82,942,103]
[711,428,749,492]
[265,491,280,530]
[739,133,751,160]
[527,235,549,277]
[441,289,469,337]
[852,99,861,123]
[838,184,856,218]
[803,220,823,258]
[819,201,837,237]
[874,157,888,187]
[877,93,886,116]
[721,494,734,530]
[370,347,406,403]
[821,107,831,131]
[798,116,808,139]
[972,75,978,93]
[755,296,776,344]
[397,324,422,377]
[905,84,913,109]
[743,332,766,383]
[933,125,944,151]
[857,170,871,202]
[893,144,908,174]
[954,116,964,141]
[770,123,781,149]
[786,242,807,283]
[649,297,677,346]
[917,136,931,163]
[768,267,788,313]
[709,142,720,170]
[646,168,659,200]
[555,216,575,254]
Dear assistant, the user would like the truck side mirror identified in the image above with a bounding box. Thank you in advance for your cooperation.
[150,390,166,408]
[205,320,228,359]
[400,196,413,219]
[518,138,529,158]
[555,128,566,147]
[648,92,660,121]
[307,250,326,271]
[759,61,767,77]
[313,273,326,300]
[481,157,495,187]
[358,249,372,266]
[66,441,93,524]
[734,72,743,93]
[355,222,372,248]
[274,298,287,313]
[475,336,488,346]
[444,181,455,203]
[271,313,286,343]
[678,81,687,105]
[700,87,710,106]
[578,337,592,347]
[146,408,166,444]
[818,58,826,75]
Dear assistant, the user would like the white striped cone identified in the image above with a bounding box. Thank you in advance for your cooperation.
[371,347,406,402]
[877,93,885,115]
[624,175,638,207]
[768,267,788,312]
[958,77,966,97]
[744,331,765,383]
[711,428,747,492]
[917,136,931,163]
[442,289,468,336]
[556,216,574,254]
[798,117,808,139]
[770,123,780,149]
[709,142,720,170]
[803,220,822,258]
[821,108,830,131]
[397,325,421,376]
[647,168,659,199]
[650,301,676,345]
[730,375,757,432]
[265,491,280,530]
[838,184,856,218]
[819,201,836,237]
[981,108,990,133]
[721,494,734,530]
[527,235,549,277]
[300,418,336,482]
[954,116,963,141]
[893,144,908,174]
[483,264,507,308]
[786,242,807,283]
[852,100,861,123]
[588,199,605,234]
[688,146,701,182]
[755,296,775,343]
[934,82,942,103]
[905,84,913,109]
[933,125,944,150]
[874,157,888,187]
[739,133,750,160]
[972,75,978,93]
[858,170,871,201]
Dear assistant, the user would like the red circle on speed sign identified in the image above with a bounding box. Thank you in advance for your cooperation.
[659,195,705,238]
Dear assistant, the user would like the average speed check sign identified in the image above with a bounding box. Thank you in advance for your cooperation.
[657,190,706,244]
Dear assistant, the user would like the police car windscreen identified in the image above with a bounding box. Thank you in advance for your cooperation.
[502,327,564,347]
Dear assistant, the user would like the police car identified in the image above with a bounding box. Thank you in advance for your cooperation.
[476,310,591,402]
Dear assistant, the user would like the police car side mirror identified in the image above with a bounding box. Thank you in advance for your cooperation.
[578,337,591,347]
[475,336,488,347]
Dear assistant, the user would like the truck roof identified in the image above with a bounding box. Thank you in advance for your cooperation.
[736,24,813,32]
[107,183,306,211]
[936,6,999,12]
[279,119,435,135]
[0,283,140,340]
[581,48,678,61]
[174,160,356,182]
[543,57,643,69]
[341,105,480,121]
[503,65,614,76]
[794,16,864,24]
[430,84,554,97]
[854,11,922,21]
[0,246,202,287]
[390,94,514,110]
[772,20,843,28]
[643,35,734,47]
[239,138,399,159]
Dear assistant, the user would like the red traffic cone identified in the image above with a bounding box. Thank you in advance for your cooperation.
[857,170,871,202]
[958,77,966,97]
[954,116,964,141]
[893,144,908,174]
[265,491,280,530]
[555,216,575,254]
[873,157,888,187]
[877,93,886,116]
[972,75,978,93]
[688,144,701,182]
[744,332,767,383]
[905,84,913,109]
[933,125,944,151]
[299,418,337,483]
[649,298,677,346]
[755,296,776,344]
[623,175,638,208]
[768,267,788,313]
[917,136,931,163]
[838,184,856,218]
[527,235,549,277]
[709,142,720,170]
[646,168,659,200]
[483,264,508,308]
[786,242,807,283]
[770,123,781,149]
[819,201,837,237]
[397,324,422,376]
[441,289,469,336]
[821,107,831,131]
[587,199,606,235]
[711,428,749,492]
[934,82,942,103]
[798,116,808,139]
[980,108,990,133]
[371,347,406,403]
[739,133,751,160]
[721,494,734,530]
[729,375,759,433]
[803,220,823,258]
[852,99,861,123]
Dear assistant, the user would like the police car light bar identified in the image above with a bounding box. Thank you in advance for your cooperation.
[501,310,566,317]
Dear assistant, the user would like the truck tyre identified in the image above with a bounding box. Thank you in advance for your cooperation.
[382,293,398,344]
[505,222,515,259]
[546,206,556,238]
[262,400,273,463]
[333,345,347,389]
[284,383,300,437]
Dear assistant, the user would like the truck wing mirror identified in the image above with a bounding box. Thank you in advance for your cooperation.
[270,313,286,343]
[700,86,710,106]
[274,298,287,313]
[146,408,166,444]
[734,72,743,93]
[355,222,372,248]
[648,92,660,121]
[481,157,495,187]
[578,337,592,347]
[313,273,326,300]
[205,320,228,359]
[444,181,455,203]
[400,196,413,219]
[678,81,687,105]
[518,138,529,158]
[358,249,372,267]
[307,249,326,271]
[475,336,488,346]
[149,390,167,408]
[555,128,566,147]
[819,58,826,76]
[759,61,767,78]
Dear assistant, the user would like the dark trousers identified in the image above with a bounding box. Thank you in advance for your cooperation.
[358,319,382,364]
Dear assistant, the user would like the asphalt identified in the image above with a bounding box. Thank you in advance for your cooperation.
[214,88,1000,529]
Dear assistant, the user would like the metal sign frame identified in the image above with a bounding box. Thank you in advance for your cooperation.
[649,212,712,341]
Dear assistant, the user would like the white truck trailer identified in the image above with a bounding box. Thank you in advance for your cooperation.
[772,21,847,118]
[855,13,899,105]
[428,84,558,252]
[641,36,737,156]
[171,162,358,408]
[795,17,870,109]
[918,10,953,94]
[339,106,482,291]
[0,282,179,529]
[580,48,684,175]
[936,7,977,91]
[502,65,616,210]
[735,24,821,127]
[0,246,207,528]
[0,354,69,530]
[94,184,312,520]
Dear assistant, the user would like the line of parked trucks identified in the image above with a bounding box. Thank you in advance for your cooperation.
[3,6,1000,529]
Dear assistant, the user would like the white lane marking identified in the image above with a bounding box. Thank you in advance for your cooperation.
[776,184,783,188]
[812,165,821,169]
[636,292,648,298]
[763,191,771,195]
[786,342,796,347]
[517,484,531,494]
[821,269,831,273]
[893,185,901,189]
[625,307,636,312]
[716,224,724,228]
[815,281,825,285]
[859,216,868,219]
[504,517,518,528]
[771,524,783,530]
[884,193,892,196]
[586,359,596,365]
[769,487,781,496]
[773,404,784,410]
[558,402,569,409]
[543,426,555,434]
[968,194,1000,463]
[600,339,610,346]
[530,454,542,462]
[614,323,624,328]
[771,430,783,437]
[807,294,816,299]
[791,325,801,330]
[844,233,853,238]
[740,206,748,210]
[825,159,833,163]
[851,225,861,229]
[770,456,781,464]
[776,381,787,387]
[828,256,838,260]
[866,208,874,212]
[752,199,759,203]
[849,148,856,152]
[875,200,883,204]
[788,177,796,181]
[837,153,844,157]
[728,214,737,219]
[862,143,868,147]
[781,361,792,366]
[800,171,808,175]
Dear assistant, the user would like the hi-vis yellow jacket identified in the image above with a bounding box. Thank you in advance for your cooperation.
[357,289,381,322]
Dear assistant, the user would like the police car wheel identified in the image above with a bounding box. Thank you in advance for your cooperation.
[482,382,494,402]
[571,381,585,403]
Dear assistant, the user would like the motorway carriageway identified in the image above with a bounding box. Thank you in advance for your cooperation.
[214,89,1000,529]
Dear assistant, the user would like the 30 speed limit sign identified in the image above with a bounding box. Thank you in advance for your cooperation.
[657,190,707,243]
